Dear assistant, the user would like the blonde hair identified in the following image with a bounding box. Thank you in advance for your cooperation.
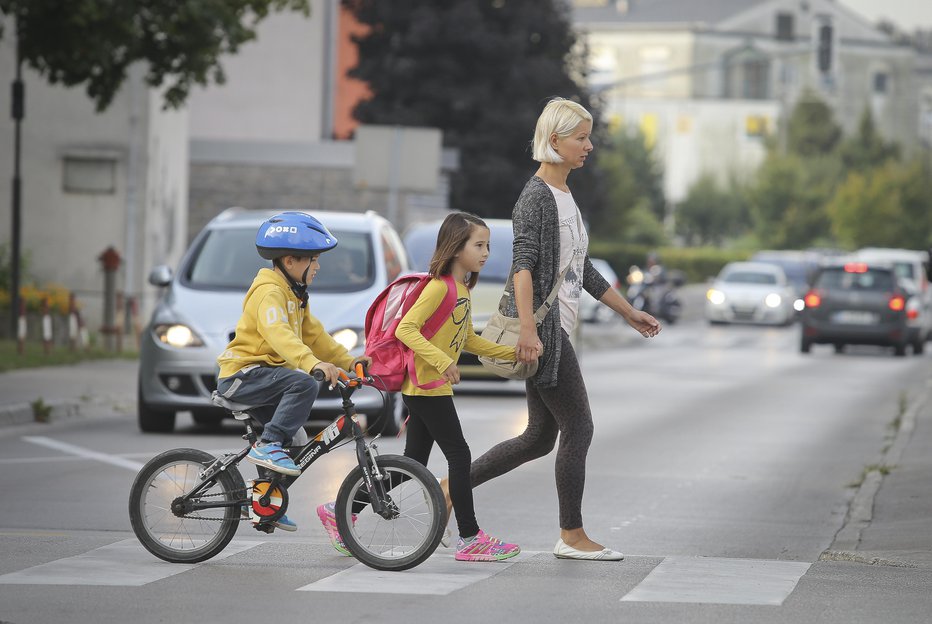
[532,97,593,163]
[428,212,488,290]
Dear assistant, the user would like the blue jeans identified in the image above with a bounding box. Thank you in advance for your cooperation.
[216,365,319,445]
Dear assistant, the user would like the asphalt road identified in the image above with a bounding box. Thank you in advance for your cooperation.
[1,318,930,624]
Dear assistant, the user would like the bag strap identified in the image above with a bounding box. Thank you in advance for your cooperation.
[501,262,570,326]
[406,274,458,389]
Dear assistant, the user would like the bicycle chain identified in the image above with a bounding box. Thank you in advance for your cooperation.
[178,487,254,522]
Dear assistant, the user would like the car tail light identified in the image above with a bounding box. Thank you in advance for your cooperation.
[889,295,906,312]
[844,262,868,273]
[804,290,821,308]
[907,308,919,320]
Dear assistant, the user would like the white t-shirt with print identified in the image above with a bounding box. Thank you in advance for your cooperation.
[547,184,589,333]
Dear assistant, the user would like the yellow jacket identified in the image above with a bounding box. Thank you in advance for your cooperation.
[395,278,516,396]
[218,268,355,378]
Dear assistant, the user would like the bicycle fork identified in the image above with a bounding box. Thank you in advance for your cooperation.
[354,427,397,520]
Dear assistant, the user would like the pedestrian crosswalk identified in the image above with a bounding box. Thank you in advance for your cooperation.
[0,539,810,605]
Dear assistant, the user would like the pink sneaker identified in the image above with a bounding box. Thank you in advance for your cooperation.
[454,529,520,562]
[317,502,354,556]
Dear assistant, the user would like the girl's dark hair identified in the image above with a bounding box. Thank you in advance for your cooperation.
[428,212,488,289]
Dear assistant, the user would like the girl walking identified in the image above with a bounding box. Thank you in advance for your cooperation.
[319,212,523,562]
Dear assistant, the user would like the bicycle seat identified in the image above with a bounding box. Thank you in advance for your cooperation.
[210,391,256,419]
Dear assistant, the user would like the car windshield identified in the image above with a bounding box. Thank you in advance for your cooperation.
[405,224,514,282]
[185,227,374,292]
[754,259,810,289]
[723,271,778,285]
[815,268,894,292]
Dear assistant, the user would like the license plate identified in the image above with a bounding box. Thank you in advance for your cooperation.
[832,310,878,325]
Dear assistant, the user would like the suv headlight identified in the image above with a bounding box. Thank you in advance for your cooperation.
[153,324,205,348]
[331,328,365,351]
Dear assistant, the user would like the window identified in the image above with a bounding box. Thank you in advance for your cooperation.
[775,13,795,41]
[381,229,404,282]
[742,58,770,99]
[873,72,889,94]
[63,157,116,194]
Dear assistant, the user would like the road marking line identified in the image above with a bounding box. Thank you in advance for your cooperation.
[621,556,811,605]
[0,539,262,586]
[22,436,145,471]
[297,551,539,595]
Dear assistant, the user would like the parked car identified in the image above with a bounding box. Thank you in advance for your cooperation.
[855,247,932,342]
[705,262,797,325]
[579,258,622,323]
[800,261,921,356]
[138,208,411,434]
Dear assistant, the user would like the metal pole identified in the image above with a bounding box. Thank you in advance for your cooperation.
[10,25,24,338]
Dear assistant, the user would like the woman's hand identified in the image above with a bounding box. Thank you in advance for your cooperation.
[626,309,662,338]
[516,326,543,363]
[441,362,461,385]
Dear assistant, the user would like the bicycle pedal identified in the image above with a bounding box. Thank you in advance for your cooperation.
[253,522,276,534]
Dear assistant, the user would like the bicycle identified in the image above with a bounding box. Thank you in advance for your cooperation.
[128,364,447,571]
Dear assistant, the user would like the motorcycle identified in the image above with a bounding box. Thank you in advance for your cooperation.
[626,264,684,324]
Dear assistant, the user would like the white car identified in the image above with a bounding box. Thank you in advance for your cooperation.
[855,248,932,343]
[579,258,622,323]
[706,262,796,325]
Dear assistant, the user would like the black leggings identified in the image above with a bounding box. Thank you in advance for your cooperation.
[402,394,480,539]
[470,330,593,529]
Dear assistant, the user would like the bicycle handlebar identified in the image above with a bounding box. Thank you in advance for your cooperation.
[311,362,372,389]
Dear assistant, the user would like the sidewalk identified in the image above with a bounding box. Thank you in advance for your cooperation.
[0,359,138,427]
[823,378,932,569]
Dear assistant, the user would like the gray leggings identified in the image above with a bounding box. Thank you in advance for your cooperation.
[470,330,593,529]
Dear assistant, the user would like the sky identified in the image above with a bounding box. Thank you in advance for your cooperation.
[839,0,932,30]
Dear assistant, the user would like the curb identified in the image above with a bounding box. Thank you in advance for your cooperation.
[0,399,88,427]
[821,381,930,563]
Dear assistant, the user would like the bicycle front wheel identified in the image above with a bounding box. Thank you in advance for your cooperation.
[129,448,245,564]
[336,454,446,571]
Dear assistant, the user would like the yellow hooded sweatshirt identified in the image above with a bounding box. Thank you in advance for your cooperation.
[217,268,355,378]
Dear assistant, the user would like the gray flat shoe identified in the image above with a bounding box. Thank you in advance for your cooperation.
[553,538,624,561]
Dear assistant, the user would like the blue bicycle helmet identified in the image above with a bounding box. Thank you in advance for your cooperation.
[255,212,338,260]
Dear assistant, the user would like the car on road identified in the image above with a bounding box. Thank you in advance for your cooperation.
[705,262,796,325]
[138,208,411,434]
[749,250,823,313]
[855,247,932,343]
[800,261,921,356]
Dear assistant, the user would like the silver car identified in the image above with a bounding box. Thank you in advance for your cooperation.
[139,208,410,434]
[705,261,797,326]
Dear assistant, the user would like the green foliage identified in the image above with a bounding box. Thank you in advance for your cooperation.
[787,92,842,156]
[675,174,750,246]
[0,0,310,111]
[342,0,604,219]
[840,108,900,172]
[829,160,932,249]
[594,127,666,244]
[588,242,750,284]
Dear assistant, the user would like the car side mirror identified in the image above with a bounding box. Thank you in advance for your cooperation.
[148,265,173,287]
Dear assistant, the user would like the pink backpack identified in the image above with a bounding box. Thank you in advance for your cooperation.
[364,273,457,392]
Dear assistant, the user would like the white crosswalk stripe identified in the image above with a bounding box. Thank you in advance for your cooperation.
[621,556,811,605]
[0,539,263,586]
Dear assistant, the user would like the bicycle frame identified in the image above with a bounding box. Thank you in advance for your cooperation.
[177,374,392,519]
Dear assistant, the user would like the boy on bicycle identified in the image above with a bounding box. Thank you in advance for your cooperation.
[216,212,369,531]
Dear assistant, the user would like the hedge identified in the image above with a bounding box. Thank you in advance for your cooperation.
[588,242,751,284]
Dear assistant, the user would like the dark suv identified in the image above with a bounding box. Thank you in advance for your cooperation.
[800,262,920,357]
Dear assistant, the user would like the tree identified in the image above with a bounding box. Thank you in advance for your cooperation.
[594,126,665,243]
[786,92,842,157]
[342,0,604,219]
[829,160,932,249]
[675,174,748,246]
[0,0,310,111]
[839,108,900,173]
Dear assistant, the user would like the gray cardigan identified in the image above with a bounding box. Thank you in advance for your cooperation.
[502,175,610,388]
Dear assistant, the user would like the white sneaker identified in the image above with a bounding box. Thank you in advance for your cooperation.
[553,538,624,561]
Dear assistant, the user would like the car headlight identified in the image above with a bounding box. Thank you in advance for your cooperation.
[153,324,205,348]
[707,289,725,305]
[793,298,805,312]
[331,328,364,351]
[765,293,782,308]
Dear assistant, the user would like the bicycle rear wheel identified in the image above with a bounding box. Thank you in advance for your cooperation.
[335,454,445,571]
[129,448,245,563]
